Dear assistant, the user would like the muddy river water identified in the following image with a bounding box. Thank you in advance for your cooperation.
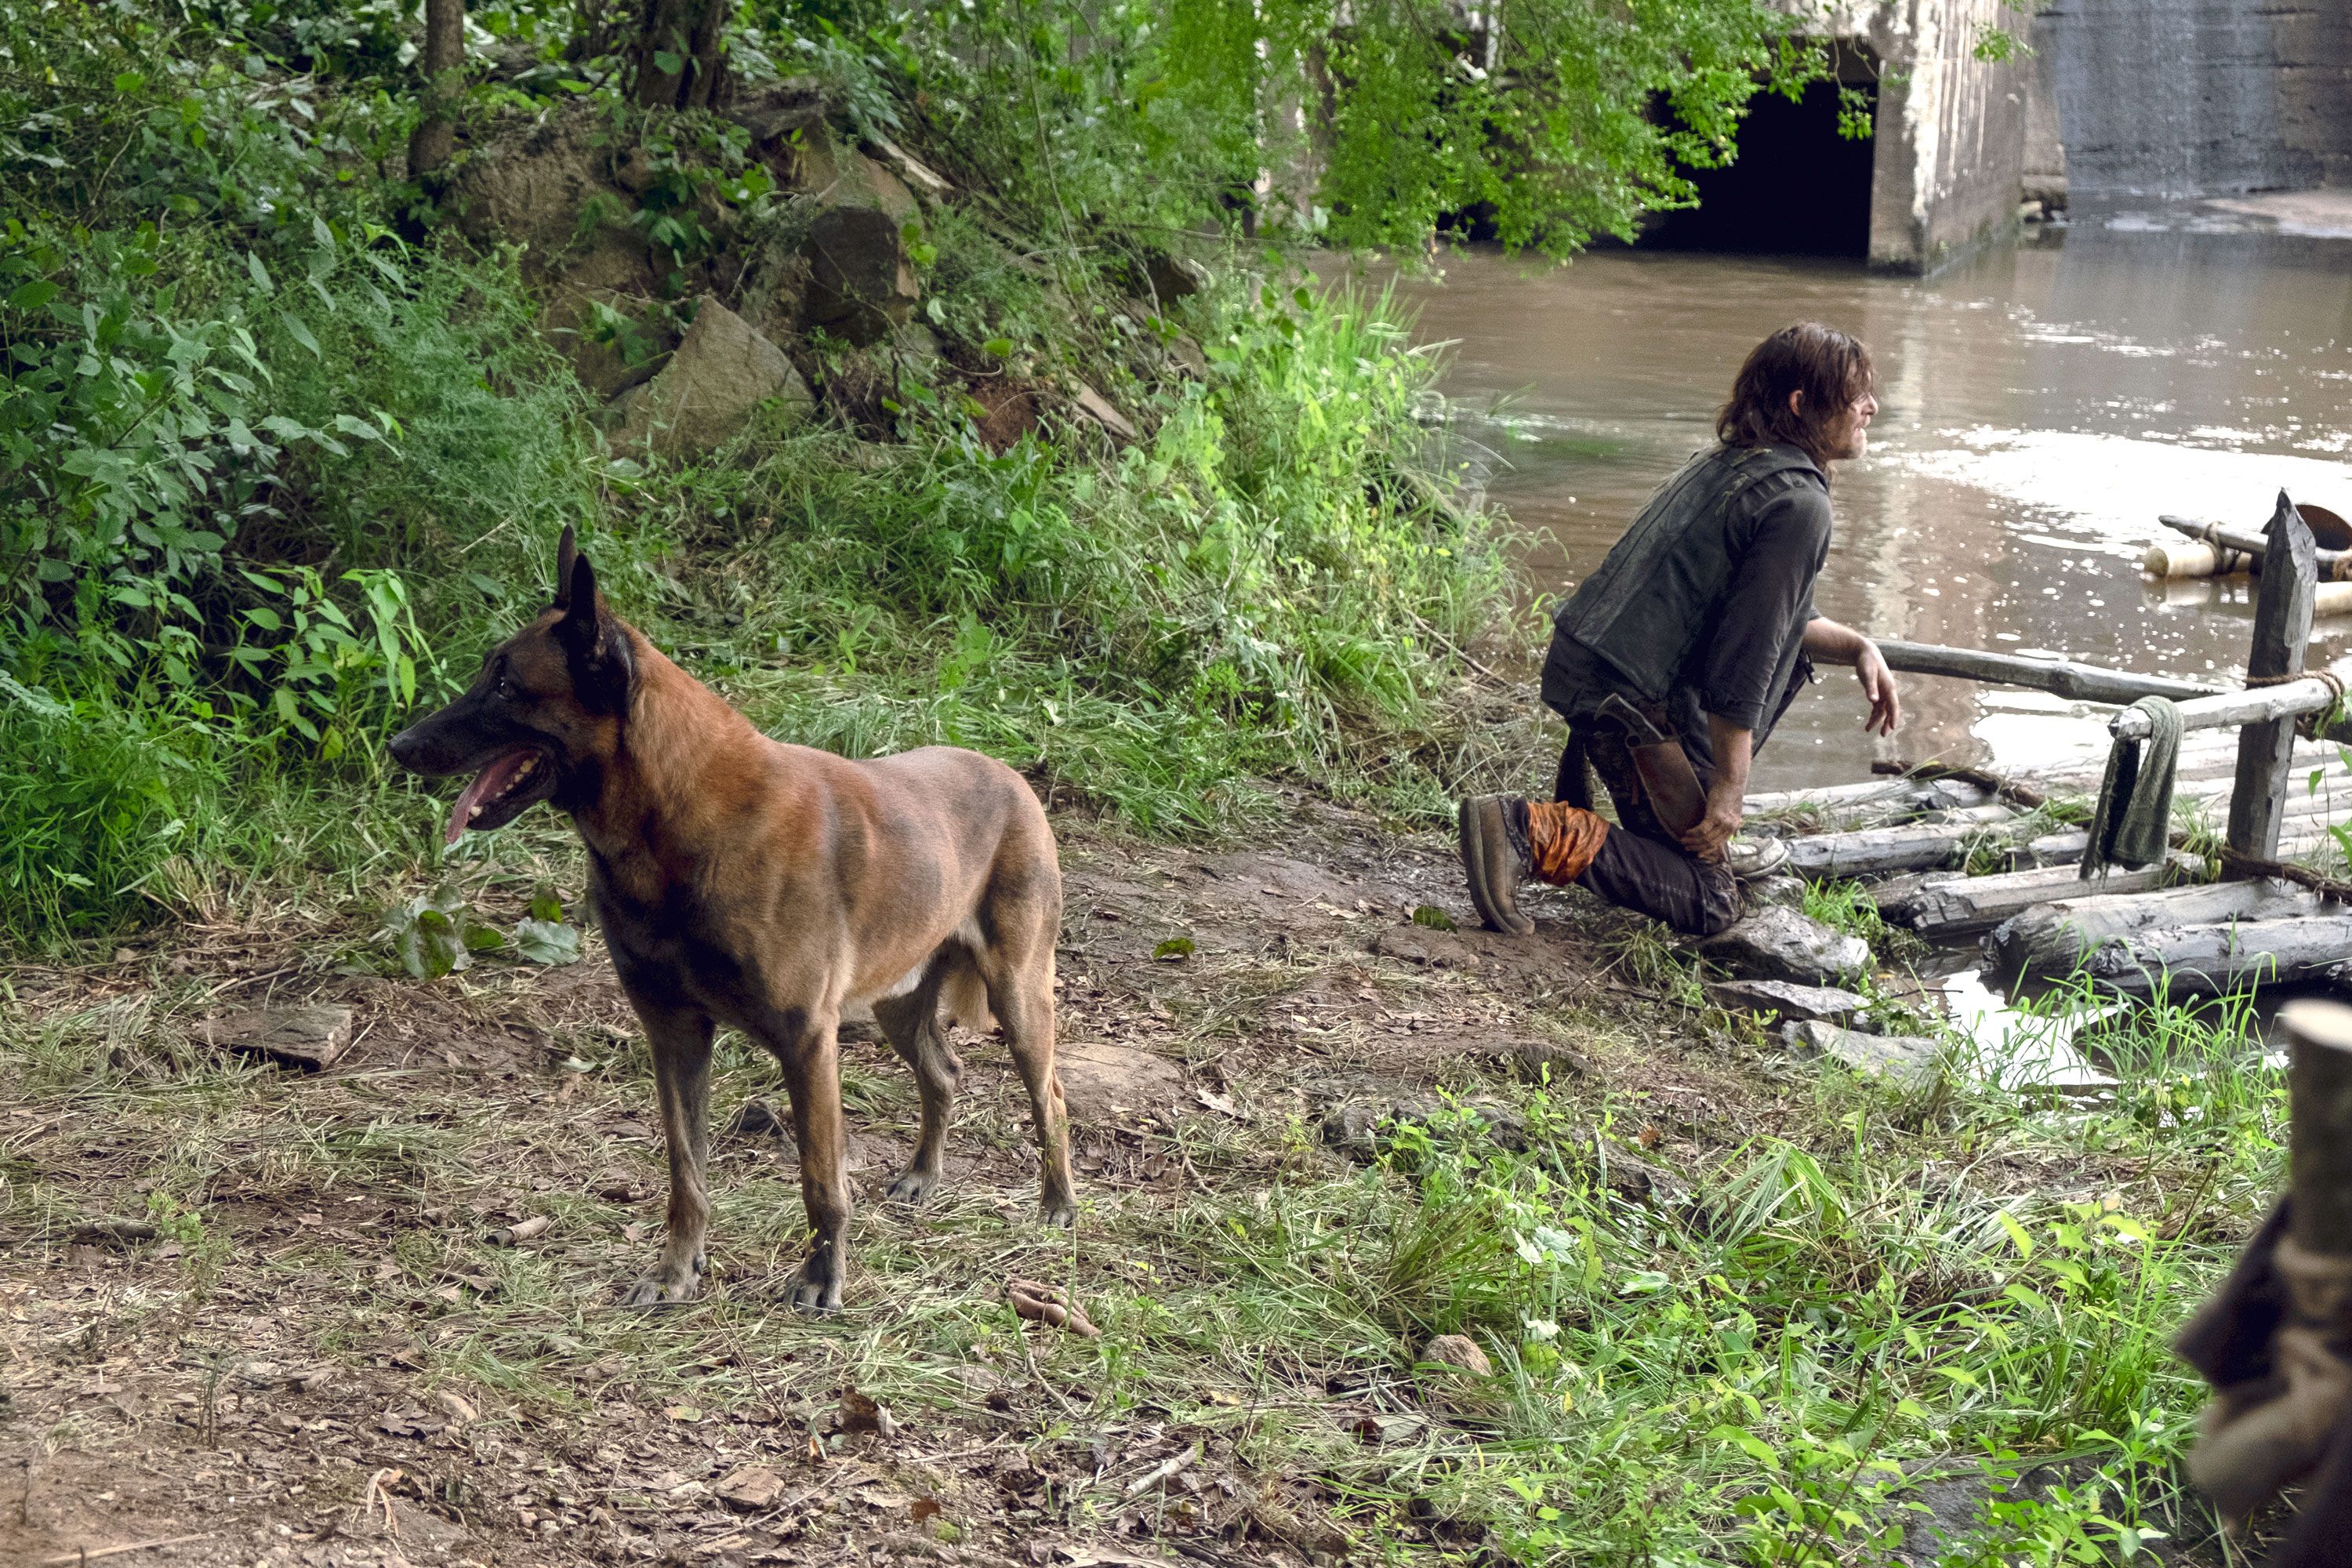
[1381,208,2352,793]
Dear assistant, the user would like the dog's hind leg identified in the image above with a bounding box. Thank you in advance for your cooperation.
[873,966,963,1207]
[757,1005,851,1315]
[976,883,1075,1226]
[993,957,1075,1226]
[625,1005,717,1306]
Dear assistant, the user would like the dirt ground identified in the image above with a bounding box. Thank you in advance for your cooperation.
[0,794,2074,1568]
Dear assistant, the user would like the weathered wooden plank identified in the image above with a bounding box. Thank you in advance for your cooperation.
[1744,779,1994,833]
[1907,855,2201,940]
[1784,808,2019,880]
[2228,493,2319,864]
[2110,670,2347,740]
[2011,829,2089,870]
[1874,639,2220,705]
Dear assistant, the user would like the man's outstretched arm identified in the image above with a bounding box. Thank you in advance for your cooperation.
[1803,617,1900,736]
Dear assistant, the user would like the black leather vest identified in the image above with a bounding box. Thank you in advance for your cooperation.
[1551,442,1823,703]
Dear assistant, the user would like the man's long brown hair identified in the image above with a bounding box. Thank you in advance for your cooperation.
[1715,322,1875,470]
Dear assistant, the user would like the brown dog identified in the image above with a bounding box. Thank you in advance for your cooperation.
[388,528,1074,1312]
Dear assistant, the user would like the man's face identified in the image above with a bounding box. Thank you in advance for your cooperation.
[1789,383,1878,460]
[1824,384,1878,460]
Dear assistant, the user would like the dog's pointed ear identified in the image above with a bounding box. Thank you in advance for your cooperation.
[554,546,631,711]
[554,525,579,608]
[557,550,601,646]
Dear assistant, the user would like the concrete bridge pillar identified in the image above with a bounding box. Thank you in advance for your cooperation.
[1790,0,2036,274]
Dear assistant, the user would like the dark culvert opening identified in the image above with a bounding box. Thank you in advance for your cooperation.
[1643,63,1878,260]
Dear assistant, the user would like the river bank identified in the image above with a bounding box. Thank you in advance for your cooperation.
[0,771,2285,1566]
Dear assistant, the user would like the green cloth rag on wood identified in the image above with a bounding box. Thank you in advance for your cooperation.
[2082,695,2182,877]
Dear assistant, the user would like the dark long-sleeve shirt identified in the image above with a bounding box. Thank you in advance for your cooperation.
[1541,456,1831,776]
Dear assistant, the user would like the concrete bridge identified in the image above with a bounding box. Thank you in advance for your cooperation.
[1743,0,2352,273]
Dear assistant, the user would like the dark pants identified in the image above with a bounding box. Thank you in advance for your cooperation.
[1553,724,1740,936]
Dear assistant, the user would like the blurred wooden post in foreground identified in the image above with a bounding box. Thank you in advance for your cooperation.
[2285,999,2352,1259]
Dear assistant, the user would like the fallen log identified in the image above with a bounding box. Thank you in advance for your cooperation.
[1874,639,2220,706]
[1784,807,2018,880]
[1870,758,2049,808]
[2082,916,2352,998]
[1907,855,2203,940]
[2010,829,2089,870]
[1744,775,1992,831]
[1986,879,2320,988]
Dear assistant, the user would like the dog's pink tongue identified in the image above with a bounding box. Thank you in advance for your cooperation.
[444,753,529,846]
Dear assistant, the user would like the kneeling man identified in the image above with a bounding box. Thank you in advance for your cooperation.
[1460,321,1901,938]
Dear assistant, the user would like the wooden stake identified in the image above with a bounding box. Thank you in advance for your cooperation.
[2224,492,2317,869]
[2281,999,2352,1254]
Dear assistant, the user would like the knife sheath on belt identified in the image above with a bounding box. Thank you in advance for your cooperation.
[1598,694,1708,840]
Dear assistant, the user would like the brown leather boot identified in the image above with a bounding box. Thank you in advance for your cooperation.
[1457,795,1534,936]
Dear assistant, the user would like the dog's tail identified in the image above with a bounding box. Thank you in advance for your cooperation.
[938,953,998,1036]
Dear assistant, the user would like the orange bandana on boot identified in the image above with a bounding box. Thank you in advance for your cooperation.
[1457,795,1610,935]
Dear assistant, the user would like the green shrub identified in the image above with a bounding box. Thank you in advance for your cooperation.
[0,679,226,945]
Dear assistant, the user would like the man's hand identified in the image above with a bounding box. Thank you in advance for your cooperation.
[1804,618,1902,737]
[1679,788,1742,862]
[1854,639,1900,736]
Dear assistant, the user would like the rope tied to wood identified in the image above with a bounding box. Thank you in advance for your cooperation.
[2194,519,2256,574]
[2242,668,2347,738]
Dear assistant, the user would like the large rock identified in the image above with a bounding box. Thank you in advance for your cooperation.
[1697,906,1870,986]
[803,205,920,346]
[726,78,830,151]
[448,110,621,260]
[1783,1020,1942,1091]
[539,230,662,400]
[601,297,812,456]
[1054,1040,1182,1122]
[1705,978,1875,1030]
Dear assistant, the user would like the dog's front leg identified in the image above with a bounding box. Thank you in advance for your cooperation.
[625,1007,717,1306]
[766,1007,849,1314]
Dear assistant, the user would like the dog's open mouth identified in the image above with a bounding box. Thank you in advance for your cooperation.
[445,749,555,844]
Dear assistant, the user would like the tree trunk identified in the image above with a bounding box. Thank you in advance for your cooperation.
[632,0,728,110]
[408,0,466,182]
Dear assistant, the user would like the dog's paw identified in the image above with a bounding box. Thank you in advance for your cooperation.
[786,1255,842,1316]
[621,1254,704,1307]
[885,1165,941,1207]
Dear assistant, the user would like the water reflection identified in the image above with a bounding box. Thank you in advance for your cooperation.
[1371,208,2352,789]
